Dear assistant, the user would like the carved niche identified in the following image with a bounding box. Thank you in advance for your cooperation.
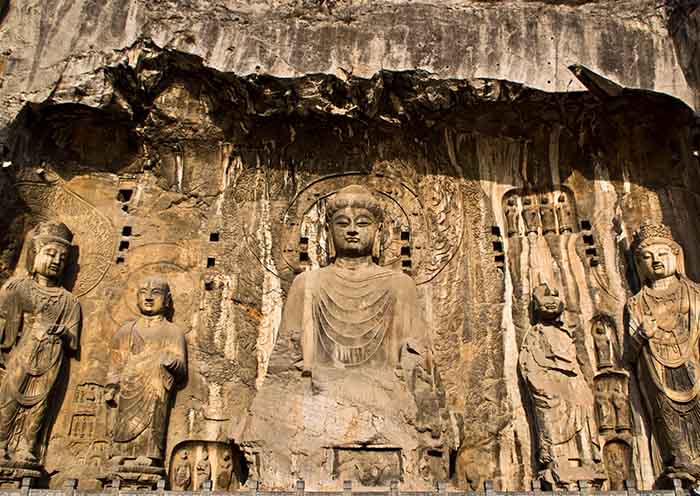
[502,188,578,238]
[169,441,246,491]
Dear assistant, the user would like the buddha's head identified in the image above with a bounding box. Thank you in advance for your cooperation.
[532,283,564,323]
[26,221,74,284]
[326,185,384,261]
[632,223,684,285]
[137,275,172,317]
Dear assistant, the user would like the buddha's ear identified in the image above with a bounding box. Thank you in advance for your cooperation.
[371,222,384,262]
[326,224,336,264]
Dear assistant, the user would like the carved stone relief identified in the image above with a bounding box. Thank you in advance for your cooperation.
[0,222,81,486]
[503,189,578,239]
[103,276,187,489]
[626,223,700,486]
[239,184,452,489]
[518,283,605,490]
[169,442,245,491]
[331,448,403,486]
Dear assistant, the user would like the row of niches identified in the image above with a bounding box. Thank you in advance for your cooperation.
[503,189,578,237]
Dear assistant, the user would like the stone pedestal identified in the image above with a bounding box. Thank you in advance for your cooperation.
[102,464,166,490]
[0,461,43,488]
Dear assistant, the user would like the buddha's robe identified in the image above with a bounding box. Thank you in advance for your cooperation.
[0,277,80,454]
[270,262,426,375]
[107,319,186,461]
[519,322,599,469]
[626,276,700,462]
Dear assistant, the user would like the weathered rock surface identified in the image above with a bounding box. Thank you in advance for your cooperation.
[0,0,698,492]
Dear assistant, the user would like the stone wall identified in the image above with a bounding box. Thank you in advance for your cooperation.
[0,0,698,492]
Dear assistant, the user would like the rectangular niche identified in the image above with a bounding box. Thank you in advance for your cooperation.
[330,446,402,486]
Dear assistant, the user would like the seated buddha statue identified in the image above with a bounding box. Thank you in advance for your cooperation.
[240,185,447,489]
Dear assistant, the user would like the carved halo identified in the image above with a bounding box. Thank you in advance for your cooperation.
[262,172,463,285]
[14,180,116,297]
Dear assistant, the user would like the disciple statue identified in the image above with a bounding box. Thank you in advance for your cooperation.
[105,276,187,468]
[625,223,700,478]
[242,184,448,488]
[0,222,81,465]
[216,452,233,490]
[519,283,603,489]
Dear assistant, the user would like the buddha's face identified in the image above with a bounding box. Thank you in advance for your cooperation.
[330,206,379,258]
[637,242,677,281]
[533,286,563,320]
[137,280,170,316]
[33,242,69,280]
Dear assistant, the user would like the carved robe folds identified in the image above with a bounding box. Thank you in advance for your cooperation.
[107,320,186,462]
[519,321,602,487]
[243,262,447,489]
[626,278,700,467]
[0,278,80,459]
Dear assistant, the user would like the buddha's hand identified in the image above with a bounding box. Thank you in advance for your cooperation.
[104,385,118,407]
[638,313,657,340]
[161,353,178,369]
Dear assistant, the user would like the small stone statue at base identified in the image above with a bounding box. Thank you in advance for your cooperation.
[0,222,81,486]
[519,283,605,489]
[104,276,187,488]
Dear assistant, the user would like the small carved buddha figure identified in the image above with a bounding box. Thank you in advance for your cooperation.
[519,283,602,488]
[196,450,211,484]
[594,382,615,432]
[539,194,557,235]
[173,449,192,490]
[592,320,614,370]
[556,194,575,233]
[217,452,233,490]
[504,197,521,237]
[626,223,700,476]
[0,222,81,465]
[521,196,542,235]
[105,276,186,467]
[611,383,631,432]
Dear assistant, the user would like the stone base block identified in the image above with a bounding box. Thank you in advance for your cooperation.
[102,464,166,490]
[0,461,43,488]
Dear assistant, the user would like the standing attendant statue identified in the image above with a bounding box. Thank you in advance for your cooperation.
[0,222,81,467]
[519,283,603,489]
[105,276,186,470]
[626,223,700,480]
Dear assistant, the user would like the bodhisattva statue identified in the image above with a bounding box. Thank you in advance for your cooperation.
[243,184,447,488]
[105,276,186,468]
[519,283,603,489]
[0,222,81,466]
[626,223,700,479]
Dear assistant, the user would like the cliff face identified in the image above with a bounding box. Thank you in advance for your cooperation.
[0,0,698,492]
